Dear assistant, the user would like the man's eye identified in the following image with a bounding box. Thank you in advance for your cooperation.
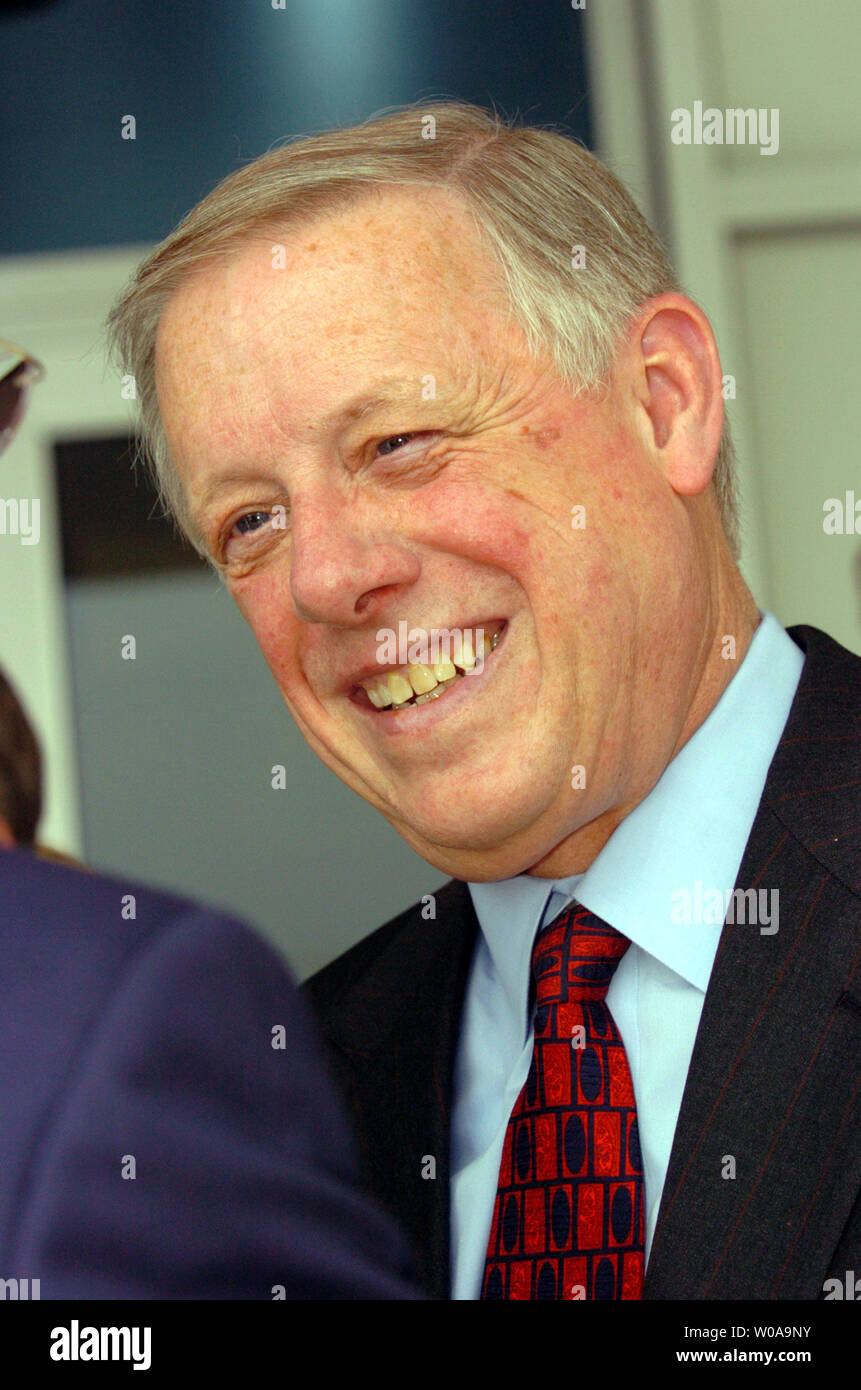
[234,510,271,536]
[376,433,419,457]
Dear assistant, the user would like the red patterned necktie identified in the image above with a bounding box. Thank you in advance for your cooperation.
[482,902,645,1300]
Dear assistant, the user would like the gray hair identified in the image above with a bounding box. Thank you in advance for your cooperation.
[105,99,739,556]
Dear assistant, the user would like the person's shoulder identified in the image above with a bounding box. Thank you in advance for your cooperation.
[783,622,861,741]
[304,877,473,1020]
[0,849,421,1297]
[0,843,279,984]
[0,841,232,928]
[771,624,861,887]
[788,622,861,688]
[0,845,296,1124]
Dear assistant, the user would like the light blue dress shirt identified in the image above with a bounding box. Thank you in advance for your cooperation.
[450,612,804,1299]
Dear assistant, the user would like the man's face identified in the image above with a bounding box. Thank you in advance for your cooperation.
[156,186,710,880]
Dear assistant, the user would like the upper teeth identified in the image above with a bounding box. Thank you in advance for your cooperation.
[361,629,501,709]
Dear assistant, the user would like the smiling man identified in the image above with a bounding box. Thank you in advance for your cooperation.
[108,101,860,1301]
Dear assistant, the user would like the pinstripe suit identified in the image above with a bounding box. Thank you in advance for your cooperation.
[305,625,861,1299]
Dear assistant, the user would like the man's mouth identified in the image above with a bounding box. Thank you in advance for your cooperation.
[352,620,506,712]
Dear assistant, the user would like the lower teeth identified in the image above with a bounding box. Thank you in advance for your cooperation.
[392,675,457,709]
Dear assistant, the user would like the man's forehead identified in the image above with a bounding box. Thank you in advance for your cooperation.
[159,184,506,346]
[155,185,519,442]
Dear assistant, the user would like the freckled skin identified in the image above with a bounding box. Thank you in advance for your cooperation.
[155,185,759,881]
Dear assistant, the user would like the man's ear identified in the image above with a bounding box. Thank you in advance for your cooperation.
[628,292,724,497]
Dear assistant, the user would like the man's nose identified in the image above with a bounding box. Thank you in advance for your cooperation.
[289,493,420,626]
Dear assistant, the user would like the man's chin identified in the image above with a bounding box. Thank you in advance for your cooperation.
[383,806,563,883]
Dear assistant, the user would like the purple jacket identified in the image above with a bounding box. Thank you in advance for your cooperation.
[0,847,420,1298]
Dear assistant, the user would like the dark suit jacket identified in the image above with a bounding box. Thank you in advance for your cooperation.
[0,848,419,1298]
[305,625,861,1299]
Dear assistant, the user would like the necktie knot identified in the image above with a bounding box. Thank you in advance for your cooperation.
[532,902,630,1008]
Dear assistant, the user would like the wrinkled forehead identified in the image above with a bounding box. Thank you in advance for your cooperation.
[154,184,522,450]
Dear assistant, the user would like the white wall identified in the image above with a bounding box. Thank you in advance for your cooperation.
[64,571,440,978]
[587,0,861,654]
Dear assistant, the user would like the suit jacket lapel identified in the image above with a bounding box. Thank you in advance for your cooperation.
[313,880,479,1299]
[645,625,861,1298]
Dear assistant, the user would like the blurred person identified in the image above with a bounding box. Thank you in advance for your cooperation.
[108,101,860,1301]
[0,343,420,1298]
[0,664,41,851]
[0,657,84,868]
[0,848,419,1299]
